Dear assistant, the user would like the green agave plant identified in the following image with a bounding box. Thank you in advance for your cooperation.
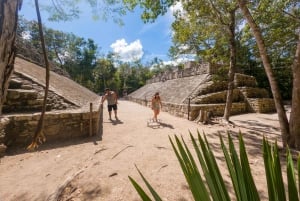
[128,131,300,201]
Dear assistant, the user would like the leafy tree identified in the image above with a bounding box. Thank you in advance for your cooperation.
[118,62,132,92]
[44,28,70,67]
[0,0,22,115]
[93,57,117,93]
[27,0,50,151]
[148,57,164,75]
[172,0,243,122]
[238,1,296,101]
[120,60,153,93]
[236,0,300,148]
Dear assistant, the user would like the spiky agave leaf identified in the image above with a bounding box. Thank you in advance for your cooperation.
[286,148,299,201]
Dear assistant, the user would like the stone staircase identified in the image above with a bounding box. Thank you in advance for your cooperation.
[185,73,275,113]
[5,77,43,113]
[129,73,211,104]
[3,72,77,114]
[129,62,276,120]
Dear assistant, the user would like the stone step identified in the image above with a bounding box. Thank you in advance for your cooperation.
[8,78,23,89]
[6,89,38,100]
[239,87,270,98]
[192,89,243,104]
[246,98,276,113]
[2,104,52,114]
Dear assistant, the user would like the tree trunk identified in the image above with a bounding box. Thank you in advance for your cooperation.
[27,0,50,151]
[290,33,300,148]
[223,10,237,121]
[0,0,22,115]
[237,0,290,147]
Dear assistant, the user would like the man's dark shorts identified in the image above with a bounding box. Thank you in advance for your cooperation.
[108,104,117,112]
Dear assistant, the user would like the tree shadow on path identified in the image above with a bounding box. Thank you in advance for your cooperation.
[5,134,103,156]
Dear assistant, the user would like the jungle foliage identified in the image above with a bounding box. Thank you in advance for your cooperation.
[17,16,153,95]
[130,132,300,201]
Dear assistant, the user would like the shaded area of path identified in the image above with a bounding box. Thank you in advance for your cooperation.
[0,100,282,201]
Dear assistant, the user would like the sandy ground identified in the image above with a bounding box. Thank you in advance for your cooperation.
[0,100,285,201]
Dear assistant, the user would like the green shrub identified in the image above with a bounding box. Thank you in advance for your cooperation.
[129,131,300,201]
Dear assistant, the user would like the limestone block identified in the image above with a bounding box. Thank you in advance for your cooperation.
[9,78,23,89]
[194,89,242,104]
[6,89,21,99]
[0,117,10,128]
[247,98,275,113]
[21,84,33,90]
[0,144,7,157]
[198,81,227,95]
[60,103,69,109]
[27,99,43,105]
[59,113,71,118]
[70,112,82,120]
[20,90,38,100]
[44,113,61,120]
[19,132,31,137]
[82,112,94,120]
[32,114,41,120]
[13,115,33,121]
[240,87,270,98]
[44,124,61,136]
[234,73,257,87]
[27,120,38,126]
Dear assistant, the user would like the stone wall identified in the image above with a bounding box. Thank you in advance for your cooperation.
[247,98,276,113]
[192,89,243,104]
[146,62,215,84]
[234,73,257,88]
[0,118,9,157]
[129,61,276,122]
[239,87,270,98]
[129,97,247,121]
[4,105,102,147]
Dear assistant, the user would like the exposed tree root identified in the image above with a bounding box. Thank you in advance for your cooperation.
[216,118,236,128]
[47,169,84,201]
[27,131,46,151]
[111,145,133,159]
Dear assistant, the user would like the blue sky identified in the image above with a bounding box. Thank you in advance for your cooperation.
[19,0,176,64]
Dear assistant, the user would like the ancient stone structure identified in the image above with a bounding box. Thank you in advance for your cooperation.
[0,57,102,156]
[4,72,77,113]
[128,61,275,121]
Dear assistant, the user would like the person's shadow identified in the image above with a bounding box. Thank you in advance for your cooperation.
[159,122,174,129]
[111,119,123,125]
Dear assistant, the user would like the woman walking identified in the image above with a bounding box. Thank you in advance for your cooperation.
[151,92,162,122]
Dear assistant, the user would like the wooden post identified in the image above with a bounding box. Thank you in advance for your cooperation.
[188,98,191,120]
[203,110,208,124]
[99,103,103,137]
[89,102,93,136]
[199,110,204,122]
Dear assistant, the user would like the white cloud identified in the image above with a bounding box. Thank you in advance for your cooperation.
[161,53,196,67]
[110,39,144,62]
[170,1,183,15]
[21,31,31,40]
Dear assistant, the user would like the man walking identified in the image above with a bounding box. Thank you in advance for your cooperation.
[101,88,118,120]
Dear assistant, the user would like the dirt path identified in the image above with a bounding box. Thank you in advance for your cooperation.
[0,100,283,201]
